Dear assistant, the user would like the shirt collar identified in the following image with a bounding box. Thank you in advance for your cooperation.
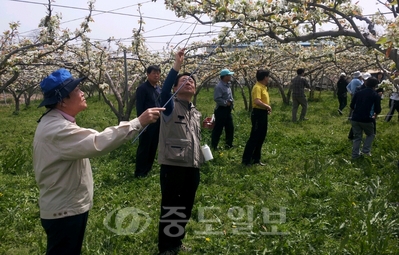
[175,97,194,110]
[55,109,76,123]
[255,81,266,87]
[220,80,230,87]
[146,80,158,88]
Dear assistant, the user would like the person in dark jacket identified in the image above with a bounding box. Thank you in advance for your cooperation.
[337,72,348,115]
[291,68,310,121]
[350,77,381,159]
[135,65,162,177]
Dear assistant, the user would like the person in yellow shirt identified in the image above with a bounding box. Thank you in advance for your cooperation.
[242,69,272,166]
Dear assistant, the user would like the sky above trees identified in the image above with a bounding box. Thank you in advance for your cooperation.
[0,0,386,52]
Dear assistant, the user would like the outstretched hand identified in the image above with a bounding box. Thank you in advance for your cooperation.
[138,107,165,127]
[173,48,185,72]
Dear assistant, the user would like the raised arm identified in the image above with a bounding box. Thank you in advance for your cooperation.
[161,49,185,116]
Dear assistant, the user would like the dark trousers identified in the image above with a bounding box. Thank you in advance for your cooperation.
[242,109,268,164]
[348,118,376,139]
[41,211,89,255]
[211,106,234,149]
[158,165,200,253]
[292,96,308,121]
[385,99,399,122]
[135,120,160,177]
[338,93,347,111]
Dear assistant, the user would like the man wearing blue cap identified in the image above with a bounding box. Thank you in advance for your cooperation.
[33,68,164,255]
[211,68,235,150]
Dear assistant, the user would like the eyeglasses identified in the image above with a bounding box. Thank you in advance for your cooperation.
[180,77,195,84]
[180,78,195,84]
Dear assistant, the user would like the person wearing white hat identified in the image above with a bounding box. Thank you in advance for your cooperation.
[362,72,372,81]
[337,72,348,115]
[211,68,235,149]
[346,71,363,121]
[346,71,362,96]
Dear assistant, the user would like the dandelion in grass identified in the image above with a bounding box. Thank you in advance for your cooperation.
[205,237,210,242]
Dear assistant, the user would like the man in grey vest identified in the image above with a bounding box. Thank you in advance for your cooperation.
[157,49,204,255]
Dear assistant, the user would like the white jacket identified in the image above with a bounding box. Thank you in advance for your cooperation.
[33,110,142,219]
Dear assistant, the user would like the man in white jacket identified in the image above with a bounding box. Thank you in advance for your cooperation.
[33,68,164,255]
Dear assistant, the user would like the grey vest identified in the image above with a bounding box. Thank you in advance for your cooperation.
[158,98,204,168]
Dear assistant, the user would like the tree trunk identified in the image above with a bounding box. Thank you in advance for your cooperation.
[9,90,21,113]
[286,89,292,105]
[23,92,31,107]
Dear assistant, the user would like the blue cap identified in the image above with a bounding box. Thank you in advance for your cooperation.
[38,68,86,107]
[220,69,234,76]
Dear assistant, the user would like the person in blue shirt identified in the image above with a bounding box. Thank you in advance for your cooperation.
[346,71,362,96]
[349,77,381,159]
[346,71,363,122]
[211,69,235,150]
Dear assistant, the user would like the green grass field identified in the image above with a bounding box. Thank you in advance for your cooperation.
[1,87,399,255]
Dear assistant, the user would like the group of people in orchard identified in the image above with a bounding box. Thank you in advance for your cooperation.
[210,67,311,165]
[337,71,392,118]
[33,50,201,255]
[32,45,391,255]
[336,70,389,159]
[32,46,276,254]
[209,68,272,166]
